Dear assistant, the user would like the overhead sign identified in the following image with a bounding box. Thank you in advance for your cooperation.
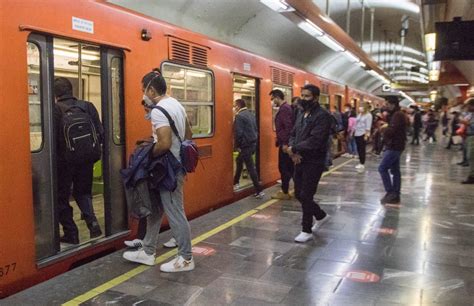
[72,17,94,34]
[243,63,251,71]
[382,84,392,92]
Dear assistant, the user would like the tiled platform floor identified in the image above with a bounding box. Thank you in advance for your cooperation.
[5,143,474,305]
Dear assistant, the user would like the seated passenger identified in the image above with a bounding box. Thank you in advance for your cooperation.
[123,69,194,272]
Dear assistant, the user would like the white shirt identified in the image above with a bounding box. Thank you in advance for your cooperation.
[354,113,373,137]
[151,96,187,161]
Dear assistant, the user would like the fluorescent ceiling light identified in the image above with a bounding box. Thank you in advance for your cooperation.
[358,61,367,68]
[344,51,359,63]
[260,0,289,12]
[297,19,324,37]
[424,33,436,52]
[453,83,470,86]
[316,34,345,52]
[429,70,440,81]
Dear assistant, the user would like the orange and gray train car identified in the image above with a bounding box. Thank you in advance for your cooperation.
[0,0,382,297]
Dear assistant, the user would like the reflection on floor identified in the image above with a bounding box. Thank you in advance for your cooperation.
[60,195,105,250]
[6,143,474,305]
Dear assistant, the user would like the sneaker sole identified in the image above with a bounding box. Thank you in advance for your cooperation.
[122,254,155,266]
[312,216,331,232]
[160,265,195,273]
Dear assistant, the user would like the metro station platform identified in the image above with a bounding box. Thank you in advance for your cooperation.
[5,144,474,305]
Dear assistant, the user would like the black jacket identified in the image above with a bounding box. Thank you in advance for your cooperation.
[289,102,332,163]
[383,109,407,151]
[234,108,258,149]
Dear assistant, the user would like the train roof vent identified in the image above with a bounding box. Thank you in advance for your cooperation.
[271,67,293,87]
[170,39,191,64]
[191,46,208,68]
[169,37,209,68]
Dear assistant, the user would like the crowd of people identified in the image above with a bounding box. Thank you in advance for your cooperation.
[115,69,473,272]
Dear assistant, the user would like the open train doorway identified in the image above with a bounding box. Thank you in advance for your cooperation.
[27,34,127,263]
[232,74,260,192]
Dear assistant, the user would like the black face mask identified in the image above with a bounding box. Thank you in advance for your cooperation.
[299,98,314,110]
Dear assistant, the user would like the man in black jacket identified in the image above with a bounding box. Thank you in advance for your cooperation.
[54,77,103,244]
[378,96,407,204]
[285,84,331,243]
[233,99,264,198]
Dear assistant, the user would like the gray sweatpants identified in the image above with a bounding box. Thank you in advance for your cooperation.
[142,174,192,260]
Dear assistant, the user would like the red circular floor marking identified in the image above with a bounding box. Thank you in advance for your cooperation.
[192,246,216,256]
[372,227,397,235]
[344,270,380,283]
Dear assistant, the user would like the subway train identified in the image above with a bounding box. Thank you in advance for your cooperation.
[0,0,385,297]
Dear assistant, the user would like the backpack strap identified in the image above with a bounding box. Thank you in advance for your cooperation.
[151,105,183,143]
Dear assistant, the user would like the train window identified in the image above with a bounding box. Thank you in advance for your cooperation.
[162,63,214,137]
[320,94,330,110]
[27,42,43,152]
[111,57,124,145]
[272,85,293,131]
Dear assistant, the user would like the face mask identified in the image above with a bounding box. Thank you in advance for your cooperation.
[143,94,154,107]
[300,98,312,110]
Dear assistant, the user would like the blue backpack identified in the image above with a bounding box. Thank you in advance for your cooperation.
[152,105,199,173]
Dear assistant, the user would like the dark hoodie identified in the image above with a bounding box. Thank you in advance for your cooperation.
[383,107,407,151]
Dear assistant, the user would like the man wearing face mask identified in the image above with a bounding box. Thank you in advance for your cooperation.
[378,96,407,204]
[270,89,294,200]
[284,84,332,243]
[123,69,195,272]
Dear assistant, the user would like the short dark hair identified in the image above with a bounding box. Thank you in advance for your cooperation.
[302,84,320,98]
[142,68,167,95]
[465,98,474,106]
[235,99,247,108]
[54,77,73,98]
[385,96,400,105]
[269,89,284,100]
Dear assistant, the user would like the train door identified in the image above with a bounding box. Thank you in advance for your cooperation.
[27,34,127,263]
[232,74,260,191]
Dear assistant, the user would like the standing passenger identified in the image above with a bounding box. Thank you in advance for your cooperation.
[270,89,294,200]
[123,69,195,272]
[233,99,265,198]
[54,77,103,245]
[461,98,474,184]
[354,103,373,172]
[285,84,331,243]
[378,97,407,204]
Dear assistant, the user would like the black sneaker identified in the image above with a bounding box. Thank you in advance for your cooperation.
[89,221,103,239]
[380,193,391,204]
[461,176,474,184]
[60,235,79,245]
[384,193,400,204]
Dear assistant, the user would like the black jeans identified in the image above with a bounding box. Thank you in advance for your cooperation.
[355,136,366,164]
[278,146,294,193]
[57,161,98,237]
[412,128,420,145]
[233,145,261,192]
[294,161,327,233]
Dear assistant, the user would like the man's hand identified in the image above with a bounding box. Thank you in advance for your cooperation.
[291,153,302,165]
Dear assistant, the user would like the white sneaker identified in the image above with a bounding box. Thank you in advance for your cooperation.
[233,184,240,191]
[294,232,313,243]
[312,214,331,232]
[123,249,155,266]
[356,164,365,173]
[342,153,351,158]
[355,164,364,169]
[276,179,282,185]
[163,237,177,248]
[254,191,265,199]
[160,255,195,272]
[124,239,143,248]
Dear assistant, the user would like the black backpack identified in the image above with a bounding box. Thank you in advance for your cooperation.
[58,101,102,164]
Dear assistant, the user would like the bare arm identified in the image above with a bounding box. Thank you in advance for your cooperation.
[152,126,173,157]
[185,118,193,140]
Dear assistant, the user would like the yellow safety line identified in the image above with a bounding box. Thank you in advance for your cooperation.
[63,158,354,305]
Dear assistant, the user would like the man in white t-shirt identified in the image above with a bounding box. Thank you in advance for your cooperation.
[123,70,194,272]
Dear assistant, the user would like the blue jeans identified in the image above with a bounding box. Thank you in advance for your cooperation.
[347,136,357,155]
[378,150,402,195]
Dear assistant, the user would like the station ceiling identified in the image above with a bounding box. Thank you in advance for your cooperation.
[108,0,473,99]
